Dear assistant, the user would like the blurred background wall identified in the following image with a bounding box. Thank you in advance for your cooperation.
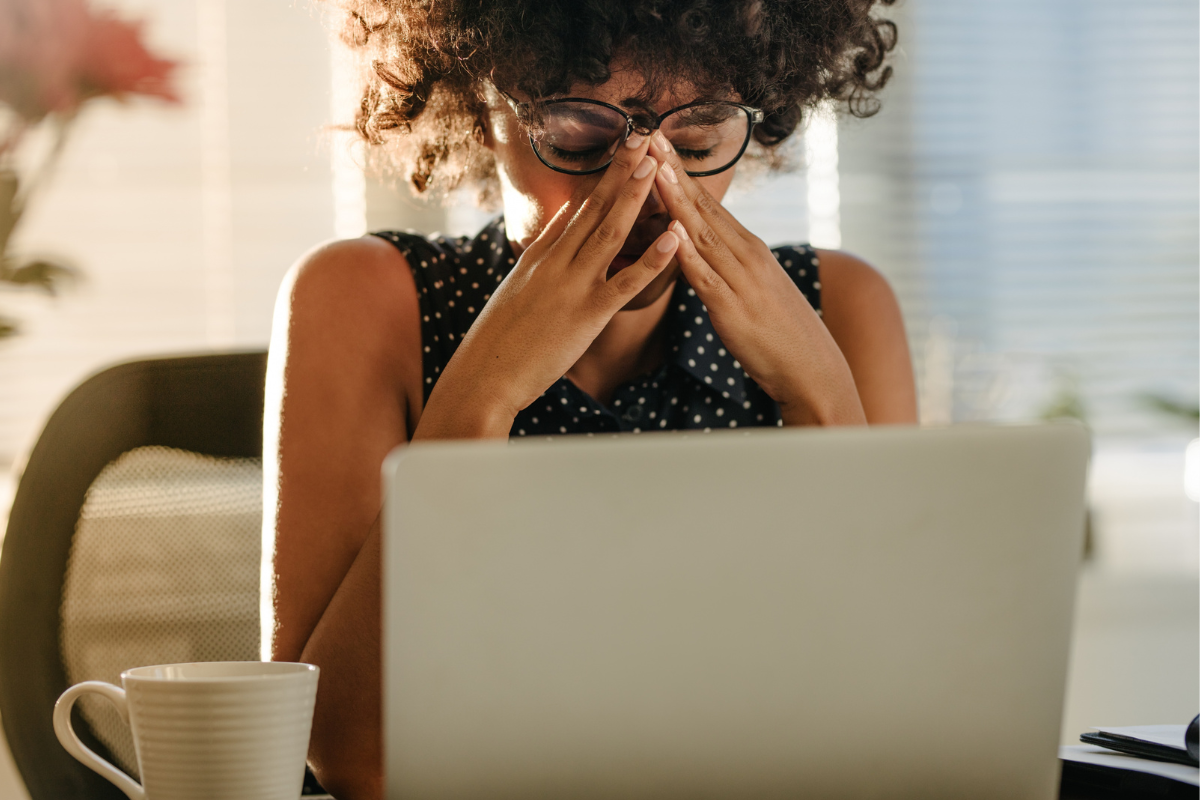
[0,0,335,474]
[0,0,1196,796]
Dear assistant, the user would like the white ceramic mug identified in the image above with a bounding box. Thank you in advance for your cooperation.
[54,661,319,800]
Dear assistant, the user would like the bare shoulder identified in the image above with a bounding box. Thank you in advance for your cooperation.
[284,235,416,322]
[280,236,421,360]
[812,249,918,424]
[275,235,425,425]
[813,248,902,324]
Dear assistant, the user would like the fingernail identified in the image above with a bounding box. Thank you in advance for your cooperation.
[656,232,678,253]
[659,162,678,184]
[633,156,656,179]
[652,131,672,153]
[625,133,646,150]
[670,220,689,242]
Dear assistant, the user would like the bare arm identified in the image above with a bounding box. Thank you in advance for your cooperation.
[266,235,422,799]
[266,135,676,799]
[815,249,918,425]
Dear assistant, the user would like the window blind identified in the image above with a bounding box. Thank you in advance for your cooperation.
[838,0,1199,434]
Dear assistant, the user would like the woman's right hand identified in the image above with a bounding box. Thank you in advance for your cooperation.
[412,134,680,440]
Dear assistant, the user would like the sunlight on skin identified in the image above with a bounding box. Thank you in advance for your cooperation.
[481,68,738,314]
[473,69,744,402]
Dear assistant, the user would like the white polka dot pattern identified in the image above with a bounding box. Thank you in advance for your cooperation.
[373,218,822,437]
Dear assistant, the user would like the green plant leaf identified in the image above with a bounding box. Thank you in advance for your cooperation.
[1039,372,1088,423]
[1138,393,1200,425]
[0,169,19,256]
[0,257,79,295]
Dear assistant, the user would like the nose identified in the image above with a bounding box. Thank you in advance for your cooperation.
[637,180,666,223]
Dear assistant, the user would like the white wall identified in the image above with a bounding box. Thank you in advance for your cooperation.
[0,0,335,469]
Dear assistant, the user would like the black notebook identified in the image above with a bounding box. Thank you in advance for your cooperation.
[1080,716,1200,768]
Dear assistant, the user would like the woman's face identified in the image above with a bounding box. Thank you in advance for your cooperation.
[483,67,739,311]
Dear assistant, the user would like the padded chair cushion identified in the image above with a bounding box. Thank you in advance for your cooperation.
[59,446,262,777]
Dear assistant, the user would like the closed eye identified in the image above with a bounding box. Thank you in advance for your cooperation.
[545,143,610,163]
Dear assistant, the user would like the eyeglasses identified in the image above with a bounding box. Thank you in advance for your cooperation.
[506,95,764,177]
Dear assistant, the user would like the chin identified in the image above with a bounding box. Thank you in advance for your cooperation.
[618,261,681,311]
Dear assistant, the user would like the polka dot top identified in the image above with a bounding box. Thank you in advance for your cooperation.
[372,217,822,437]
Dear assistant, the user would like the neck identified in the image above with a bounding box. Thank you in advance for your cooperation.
[566,283,674,406]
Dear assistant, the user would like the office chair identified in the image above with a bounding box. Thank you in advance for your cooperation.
[0,352,268,799]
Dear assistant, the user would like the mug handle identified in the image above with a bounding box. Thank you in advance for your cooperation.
[53,681,145,800]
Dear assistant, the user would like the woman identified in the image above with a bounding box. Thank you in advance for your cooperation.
[267,1,916,796]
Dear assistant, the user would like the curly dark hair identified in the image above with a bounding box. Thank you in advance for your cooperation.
[333,0,897,196]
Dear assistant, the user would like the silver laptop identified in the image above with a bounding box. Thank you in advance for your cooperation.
[382,423,1089,799]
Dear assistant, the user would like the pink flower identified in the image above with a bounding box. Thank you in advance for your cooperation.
[0,0,179,122]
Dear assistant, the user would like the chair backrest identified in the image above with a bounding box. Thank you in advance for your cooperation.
[0,352,267,799]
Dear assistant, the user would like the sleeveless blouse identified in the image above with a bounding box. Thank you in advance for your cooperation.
[372,217,822,438]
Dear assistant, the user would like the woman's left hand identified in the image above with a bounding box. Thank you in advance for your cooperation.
[649,132,866,426]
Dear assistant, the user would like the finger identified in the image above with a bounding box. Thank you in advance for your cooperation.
[602,229,678,308]
[520,180,593,262]
[652,155,744,280]
[648,132,755,246]
[574,153,661,273]
[668,219,731,310]
[556,132,653,252]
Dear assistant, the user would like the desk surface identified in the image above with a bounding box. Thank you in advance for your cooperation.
[292,760,1194,800]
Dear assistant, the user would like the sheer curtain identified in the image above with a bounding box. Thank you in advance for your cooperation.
[840,0,1198,436]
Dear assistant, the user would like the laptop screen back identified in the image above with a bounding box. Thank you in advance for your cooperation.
[383,424,1089,799]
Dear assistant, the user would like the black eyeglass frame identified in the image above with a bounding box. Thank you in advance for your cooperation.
[507,95,765,178]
